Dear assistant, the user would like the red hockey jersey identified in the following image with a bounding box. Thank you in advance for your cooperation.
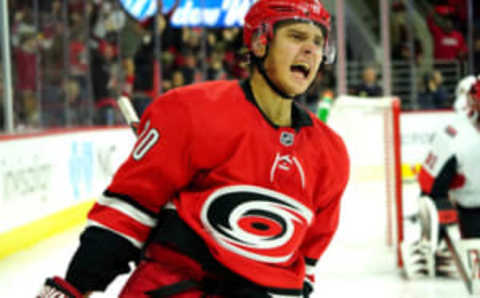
[87,80,350,293]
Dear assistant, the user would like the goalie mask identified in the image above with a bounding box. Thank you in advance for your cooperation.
[454,75,476,115]
[467,79,480,124]
[243,0,335,99]
[455,75,476,99]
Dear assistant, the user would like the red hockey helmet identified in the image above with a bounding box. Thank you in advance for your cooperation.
[243,0,332,59]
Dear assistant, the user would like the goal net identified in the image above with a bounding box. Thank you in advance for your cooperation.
[327,95,403,267]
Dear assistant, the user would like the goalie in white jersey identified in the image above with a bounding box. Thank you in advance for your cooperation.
[402,78,480,279]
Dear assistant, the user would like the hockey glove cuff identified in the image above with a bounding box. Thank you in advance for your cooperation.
[37,276,84,298]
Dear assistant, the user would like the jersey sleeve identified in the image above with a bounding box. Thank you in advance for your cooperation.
[65,92,197,292]
[418,125,457,198]
[300,132,350,287]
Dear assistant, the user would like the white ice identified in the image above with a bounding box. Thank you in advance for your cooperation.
[0,181,472,297]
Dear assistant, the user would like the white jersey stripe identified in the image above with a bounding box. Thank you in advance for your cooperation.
[305,263,316,276]
[268,293,302,298]
[97,194,157,227]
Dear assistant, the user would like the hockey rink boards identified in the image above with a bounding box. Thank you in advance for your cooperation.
[0,181,471,298]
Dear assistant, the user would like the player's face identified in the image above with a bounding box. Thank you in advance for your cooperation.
[264,22,325,97]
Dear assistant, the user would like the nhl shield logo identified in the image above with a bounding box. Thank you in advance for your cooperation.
[280,132,294,147]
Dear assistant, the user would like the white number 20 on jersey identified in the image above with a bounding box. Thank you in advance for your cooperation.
[132,120,160,160]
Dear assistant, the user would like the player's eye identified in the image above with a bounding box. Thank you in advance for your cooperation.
[290,34,301,40]
[314,37,324,47]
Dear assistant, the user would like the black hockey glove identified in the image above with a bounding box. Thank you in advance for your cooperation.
[37,276,84,298]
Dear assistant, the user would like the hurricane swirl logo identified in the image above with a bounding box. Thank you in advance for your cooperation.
[201,185,313,263]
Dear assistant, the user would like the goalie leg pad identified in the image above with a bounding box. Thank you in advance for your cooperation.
[401,196,451,279]
[400,240,435,279]
[418,196,440,252]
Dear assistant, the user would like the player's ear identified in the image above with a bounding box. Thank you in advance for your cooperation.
[252,34,267,58]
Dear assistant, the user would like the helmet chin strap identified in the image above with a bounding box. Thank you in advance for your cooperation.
[254,56,294,99]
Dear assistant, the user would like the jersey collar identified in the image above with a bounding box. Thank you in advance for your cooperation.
[240,80,313,130]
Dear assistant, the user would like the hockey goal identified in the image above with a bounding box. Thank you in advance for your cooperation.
[327,95,403,267]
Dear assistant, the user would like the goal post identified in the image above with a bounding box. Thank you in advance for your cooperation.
[327,95,404,267]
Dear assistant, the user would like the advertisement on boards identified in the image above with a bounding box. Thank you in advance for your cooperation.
[119,0,254,27]
[0,128,135,233]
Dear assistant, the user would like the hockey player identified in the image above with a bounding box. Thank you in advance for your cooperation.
[402,78,480,279]
[37,1,349,297]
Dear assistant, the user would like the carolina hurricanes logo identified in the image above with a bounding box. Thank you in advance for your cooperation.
[201,185,313,263]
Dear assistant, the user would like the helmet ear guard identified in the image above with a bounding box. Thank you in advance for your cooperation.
[258,32,268,46]
[251,36,267,58]
[322,28,336,64]
[250,24,269,58]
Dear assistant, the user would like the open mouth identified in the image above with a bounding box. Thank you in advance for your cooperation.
[290,62,310,79]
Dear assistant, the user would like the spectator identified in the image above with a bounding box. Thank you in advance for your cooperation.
[352,65,383,97]
[206,49,228,81]
[119,16,149,116]
[131,1,179,99]
[474,31,480,73]
[180,49,202,85]
[417,70,450,109]
[91,40,120,125]
[68,28,90,125]
[41,71,67,128]
[171,69,185,89]
[446,0,468,33]
[14,31,39,127]
[391,1,424,64]
[91,0,125,42]
[63,77,83,124]
[220,27,244,78]
[420,1,468,61]
[161,73,173,93]
[180,27,201,55]
[11,7,36,48]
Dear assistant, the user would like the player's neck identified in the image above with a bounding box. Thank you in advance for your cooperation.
[250,71,293,127]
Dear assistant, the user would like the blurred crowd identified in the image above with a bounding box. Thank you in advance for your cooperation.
[7,0,253,130]
[348,0,478,110]
[2,0,480,132]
